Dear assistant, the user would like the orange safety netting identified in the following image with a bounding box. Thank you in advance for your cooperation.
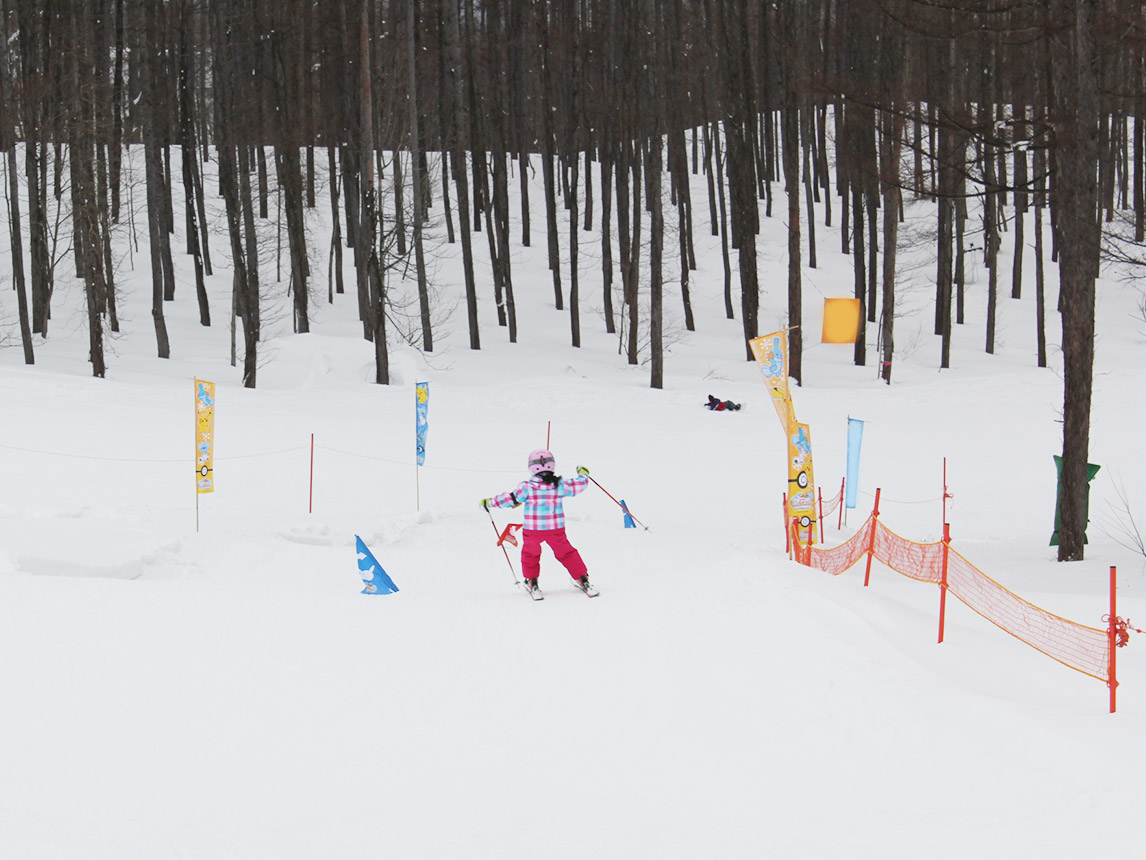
[944,548,1110,681]
[872,520,946,585]
[820,485,844,518]
[793,516,871,575]
[791,517,1112,683]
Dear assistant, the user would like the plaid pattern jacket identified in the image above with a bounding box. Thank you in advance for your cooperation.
[490,473,589,530]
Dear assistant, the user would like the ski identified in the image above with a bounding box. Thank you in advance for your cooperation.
[523,581,544,601]
[573,578,600,598]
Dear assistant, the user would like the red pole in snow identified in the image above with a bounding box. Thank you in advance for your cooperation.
[938,522,951,643]
[942,457,952,531]
[863,488,881,587]
[817,488,825,544]
[1109,566,1118,714]
[838,478,845,530]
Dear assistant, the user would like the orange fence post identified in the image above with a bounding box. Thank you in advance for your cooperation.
[1108,566,1118,714]
[938,522,951,643]
[837,477,845,530]
[863,488,881,587]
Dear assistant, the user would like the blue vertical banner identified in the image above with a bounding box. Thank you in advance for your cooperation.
[415,382,429,466]
[356,536,399,595]
[846,418,864,509]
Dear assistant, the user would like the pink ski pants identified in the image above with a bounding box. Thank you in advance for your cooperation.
[521,528,587,580]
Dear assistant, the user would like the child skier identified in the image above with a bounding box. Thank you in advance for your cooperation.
[705,394,742,411]
[481,449,597,598]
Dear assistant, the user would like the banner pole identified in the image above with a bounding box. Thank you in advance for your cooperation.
[783,493,789,554]
[194,379,199,533]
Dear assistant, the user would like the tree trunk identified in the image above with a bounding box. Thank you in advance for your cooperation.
[276,145,310,333]
[569,153,581,348]
[1035,204,1047,368]
[984,141,999,355]
[600,148,616,334]
[648,136,664,390]
[0,0,33,364]
[852,185,866,366]
[880,107,904,384]
[328,146,344,299]
[782,98,802,385]
[407,0,431,352]
[442,0,479,349]
[180,8,209,328]
[627,149,643,365]
[1049,0,1101,561]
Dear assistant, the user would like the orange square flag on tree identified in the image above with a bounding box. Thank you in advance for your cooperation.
[821,298,862,344]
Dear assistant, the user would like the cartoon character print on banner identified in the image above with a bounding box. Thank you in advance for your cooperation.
[749,332,795,432]
[194,379,215,493]
[787,421,817,544]
[415,382,429,466]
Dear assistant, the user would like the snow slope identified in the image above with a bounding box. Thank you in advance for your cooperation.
[1,148,1143,859]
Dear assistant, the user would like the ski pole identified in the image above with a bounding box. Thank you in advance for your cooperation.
[486,507,522,584]
[588,476,650,531]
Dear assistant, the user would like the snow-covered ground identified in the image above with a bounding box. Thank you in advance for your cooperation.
[2,149,1143,859]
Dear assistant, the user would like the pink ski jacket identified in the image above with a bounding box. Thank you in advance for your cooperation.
[489,473,590,530]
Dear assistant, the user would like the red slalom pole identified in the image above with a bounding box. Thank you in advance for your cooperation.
[589,476,649,531]
[486,508,521,585]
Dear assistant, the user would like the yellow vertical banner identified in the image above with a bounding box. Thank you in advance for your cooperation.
[749,331,794,432]
[787,421,817,545]
[194,379,215,494]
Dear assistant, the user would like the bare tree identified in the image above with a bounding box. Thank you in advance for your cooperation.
[0,0,33,364]
[1048,0,1102,561]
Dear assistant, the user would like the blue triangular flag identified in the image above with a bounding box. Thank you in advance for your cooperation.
[621,500,636,529]
[355,535,399,595]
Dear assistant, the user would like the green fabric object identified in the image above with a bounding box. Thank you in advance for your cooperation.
[1050,455,1101,546]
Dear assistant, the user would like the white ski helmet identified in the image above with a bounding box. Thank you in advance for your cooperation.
[528,449,556,475]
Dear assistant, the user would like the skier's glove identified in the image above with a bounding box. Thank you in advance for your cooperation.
[576,465,590,477]
[480,497,492,511]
